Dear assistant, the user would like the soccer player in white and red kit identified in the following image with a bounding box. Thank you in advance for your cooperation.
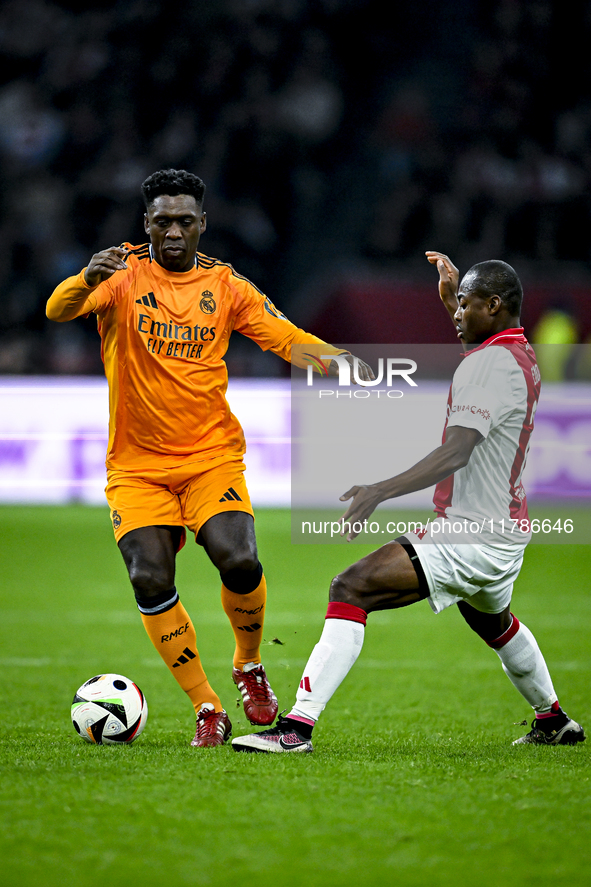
[233,251,585,753]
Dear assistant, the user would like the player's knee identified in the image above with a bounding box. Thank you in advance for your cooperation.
[215,538,259,575]
[127,562,174,599]
[221,559,263,594]
[457,600,512,642]
[329,569,363,608]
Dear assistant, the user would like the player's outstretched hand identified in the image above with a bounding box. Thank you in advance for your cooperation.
[84,247,129,286]
[339,483,382,541]
[351,355,375,383]
[328,353,375,383]
[425,251,459,318]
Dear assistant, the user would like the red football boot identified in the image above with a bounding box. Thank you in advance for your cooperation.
[232,663,278,726]
[190,704,232,747]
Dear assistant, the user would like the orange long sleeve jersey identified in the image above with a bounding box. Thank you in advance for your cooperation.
[47,244,345,471]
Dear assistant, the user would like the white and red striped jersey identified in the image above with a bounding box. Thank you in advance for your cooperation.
[433,328,540,543]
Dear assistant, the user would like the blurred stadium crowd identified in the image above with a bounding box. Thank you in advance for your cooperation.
[1,0,591,375]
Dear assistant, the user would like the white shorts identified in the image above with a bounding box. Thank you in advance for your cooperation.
[404,522,525,615]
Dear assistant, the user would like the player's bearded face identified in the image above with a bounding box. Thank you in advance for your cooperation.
[144,194,206,272]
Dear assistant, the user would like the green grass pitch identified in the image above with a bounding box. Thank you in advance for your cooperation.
[1,505,589,887]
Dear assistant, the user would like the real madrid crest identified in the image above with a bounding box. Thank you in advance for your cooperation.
[200,291,216,314]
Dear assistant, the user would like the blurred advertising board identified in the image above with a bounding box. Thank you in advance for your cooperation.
[0,378,290,505]
[0,370,590,510]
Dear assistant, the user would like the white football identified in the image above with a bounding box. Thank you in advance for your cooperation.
[71,673,148,745]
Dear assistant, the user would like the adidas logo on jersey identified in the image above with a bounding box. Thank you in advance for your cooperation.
[136,292,158,309]
[219,487,242,503]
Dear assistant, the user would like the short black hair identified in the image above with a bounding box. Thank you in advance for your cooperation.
[141,169,206,209]
[463,260,523,316]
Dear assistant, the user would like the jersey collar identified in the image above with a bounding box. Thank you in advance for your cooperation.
[463,327,526,357]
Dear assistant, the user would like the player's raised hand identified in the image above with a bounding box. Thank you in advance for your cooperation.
[84,247,129,286]
[425,251,460,319]
[338,483,382,541]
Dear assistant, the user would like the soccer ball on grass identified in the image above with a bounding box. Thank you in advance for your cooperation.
[71,673,148,744]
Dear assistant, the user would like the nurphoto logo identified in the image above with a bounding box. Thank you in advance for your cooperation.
[304,353,418,398]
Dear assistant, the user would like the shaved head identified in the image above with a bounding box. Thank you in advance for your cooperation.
[462,260,523,316]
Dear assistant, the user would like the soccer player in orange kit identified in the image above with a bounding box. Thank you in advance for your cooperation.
[47,168,371,747]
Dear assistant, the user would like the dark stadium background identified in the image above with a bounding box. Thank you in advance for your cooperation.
[1,0,591,376]
[1,8,590,884]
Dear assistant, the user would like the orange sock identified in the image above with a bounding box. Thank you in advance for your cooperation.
[140,599,223,714]
[221,574,267,670]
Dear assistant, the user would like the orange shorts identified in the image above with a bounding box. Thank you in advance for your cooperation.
[105,457,254,548]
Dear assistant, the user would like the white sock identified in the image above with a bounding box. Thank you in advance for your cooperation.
[289,603,367,723]
[492,616,558,712]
